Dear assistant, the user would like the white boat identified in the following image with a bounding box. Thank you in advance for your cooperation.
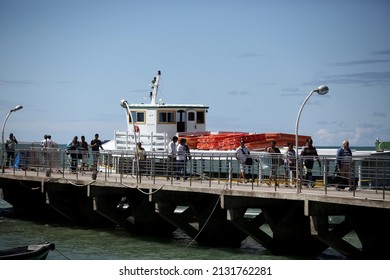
[102,70,310,154]
[102,70,209,152]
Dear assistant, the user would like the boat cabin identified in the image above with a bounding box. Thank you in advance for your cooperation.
[106,71,209,151]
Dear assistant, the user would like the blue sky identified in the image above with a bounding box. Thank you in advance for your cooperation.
[1,0,389,147]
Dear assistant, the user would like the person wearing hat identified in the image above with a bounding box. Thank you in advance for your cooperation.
[235,139,251,183]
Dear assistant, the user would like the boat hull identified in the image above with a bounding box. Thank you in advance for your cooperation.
[0,242,55,260]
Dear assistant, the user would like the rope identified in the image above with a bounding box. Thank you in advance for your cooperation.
[185,182,228,248]
[120,181,166,195]
[45,177,96,187]
[41,236,70,260]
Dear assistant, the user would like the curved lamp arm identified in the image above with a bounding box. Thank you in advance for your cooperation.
[295,86,328,193]
[2,105,23,173]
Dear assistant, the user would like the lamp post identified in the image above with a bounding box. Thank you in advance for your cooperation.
[2,105,23,173]
[295,86,328,193]
[120,99,141,182]
[120,99,138,147]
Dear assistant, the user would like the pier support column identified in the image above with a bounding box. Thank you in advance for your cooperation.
[227,208,275,251]
[155,193,248,247]
[310,215,363,259]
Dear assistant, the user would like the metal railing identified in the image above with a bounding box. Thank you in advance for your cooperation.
[2,147,390,197]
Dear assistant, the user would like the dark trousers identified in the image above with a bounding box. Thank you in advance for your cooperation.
[6,151,15,167]
[70,154,78,172]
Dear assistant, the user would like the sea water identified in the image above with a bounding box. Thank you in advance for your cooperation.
[0,213,357,260]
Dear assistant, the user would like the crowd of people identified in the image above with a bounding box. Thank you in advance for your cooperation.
[166,136,191,181]
[65,133,104,173]
[235,137,354,191]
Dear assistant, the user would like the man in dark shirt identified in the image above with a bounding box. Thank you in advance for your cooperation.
[90,133,104,171]
[335,140,353,191]
[300,138,321,187]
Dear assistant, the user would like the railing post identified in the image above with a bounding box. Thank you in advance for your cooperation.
[209,154,212,187]
[323,157,328,193]
[228,157,232,189]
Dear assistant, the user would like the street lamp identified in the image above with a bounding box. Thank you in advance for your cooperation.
[295,85,328,193]
[120,99,138,147]
[120,99,144,183]
[2,105,23,173]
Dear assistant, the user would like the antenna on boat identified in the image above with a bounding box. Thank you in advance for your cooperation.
[150,70,161,105]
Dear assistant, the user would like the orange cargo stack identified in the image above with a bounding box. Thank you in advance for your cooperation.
[246,141,269,151]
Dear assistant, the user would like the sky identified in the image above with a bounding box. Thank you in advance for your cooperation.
[1,0,389,147]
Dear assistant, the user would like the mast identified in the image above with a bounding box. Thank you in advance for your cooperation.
[150,70,161,105]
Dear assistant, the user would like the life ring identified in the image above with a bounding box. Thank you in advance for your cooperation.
[134,125,140,133]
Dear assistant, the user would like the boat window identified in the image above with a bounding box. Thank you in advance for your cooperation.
[196,111,205,124]
[188,112,195,121]
[129,111,145,123]
[158,111,175,123]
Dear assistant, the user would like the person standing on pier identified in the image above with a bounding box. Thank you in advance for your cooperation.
[300,138,321,187]
[266,141,281,187]
[135,142,147,176]
[235,140,251,183]
[284,142,296,188]
[41,134,53,176]
[335,140,353,191]
[176,138,187,181]
[79,136,89,173]
[90,133,104,171]
[167,136,178,179]
[5,133,18,168]
[66,136,81,173]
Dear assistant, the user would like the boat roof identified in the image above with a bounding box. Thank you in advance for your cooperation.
[127,104,209,109]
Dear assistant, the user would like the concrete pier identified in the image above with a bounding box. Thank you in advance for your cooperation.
[1,169,390,259]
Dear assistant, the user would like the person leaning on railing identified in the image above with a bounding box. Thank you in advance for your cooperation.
[66,136,81,173]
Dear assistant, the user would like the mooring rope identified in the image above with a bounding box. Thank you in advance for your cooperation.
[41,236,70,260]
[120,181,166,195]
[185,182,228,248]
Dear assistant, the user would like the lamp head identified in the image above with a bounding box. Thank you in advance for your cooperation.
[120,99,128,108]
[315,85,329,95]
[11,105,23,112]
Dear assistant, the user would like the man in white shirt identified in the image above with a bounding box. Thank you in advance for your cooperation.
[41,134,53,175]
[176,138,187,180]
[235,140,251,183]
[167,136,178,179]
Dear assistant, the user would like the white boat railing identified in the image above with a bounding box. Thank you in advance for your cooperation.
[114,131,168,151]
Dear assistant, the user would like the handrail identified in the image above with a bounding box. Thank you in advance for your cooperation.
[1,147,389,200]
